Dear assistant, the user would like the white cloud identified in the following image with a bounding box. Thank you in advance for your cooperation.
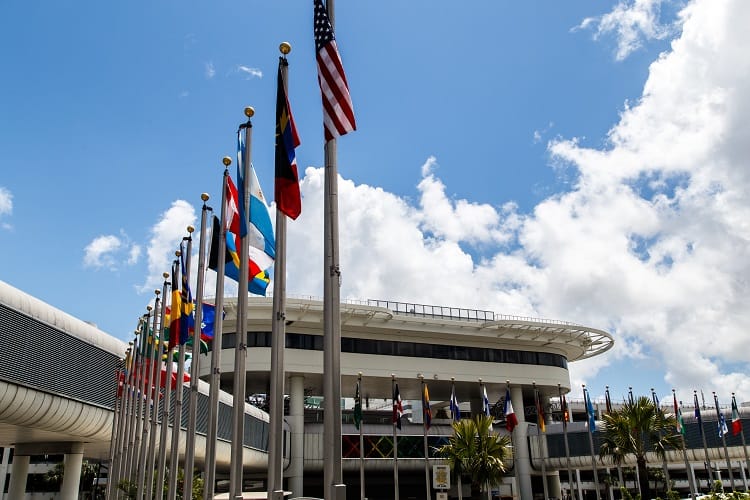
[83,230,141,271]
[0,187,12,230]
[139,200,197,293]
[205,61,215,79]
[576,0,676,60]
[237,65,263,79]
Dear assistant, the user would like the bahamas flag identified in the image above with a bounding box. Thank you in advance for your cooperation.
[209,215,270,296]
[275,58,301,220]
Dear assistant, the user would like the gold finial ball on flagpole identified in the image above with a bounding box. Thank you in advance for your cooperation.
[187,225,195,234]
[175,250,181,257]
[244,106,255,118]
[222,156,232,167]
[201,193,209,202]
[147,305,153,312]
[163,272,169,280]
[280,42,292,55]
[155,289,160,296]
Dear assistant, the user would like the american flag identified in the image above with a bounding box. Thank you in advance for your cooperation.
[313,0,356,141]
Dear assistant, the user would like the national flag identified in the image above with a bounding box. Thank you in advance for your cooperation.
[168,260,182,351]
[562,394,569,423]
[585,388,596,433]
[694,393,705,438]
[393,383,403,430]
[185,335,209,355]
[225,175,241,235]
[353,381,363,430]
[275,59,302,220]
[179,243,194,345]
[198,303,219,341]
[719,413,729,438]
[673,393,685,436]
[605,387,613,415]
[731,395,742,436]
[236,132,249,238]
[208,215,271,296]
[313,0,356,141]
[482,386,491,417]
[423,383,432,431]
[449,384,460,421]
[504,388,518,432]
[536,391,546,433]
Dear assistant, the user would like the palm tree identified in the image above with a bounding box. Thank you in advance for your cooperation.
[437,415,511,500]
[599,395,681,499]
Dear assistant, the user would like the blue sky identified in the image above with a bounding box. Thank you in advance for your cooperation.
[2,0,749,404]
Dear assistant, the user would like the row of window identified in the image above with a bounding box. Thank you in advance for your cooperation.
[213,331,568,369]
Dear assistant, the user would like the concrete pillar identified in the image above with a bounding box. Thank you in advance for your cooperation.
[575,469,583,500]
[60,444,85,499]
[288,375,305,497]
[0,447,11,500]
[7,454,29,500]
[511,386,533,500]
[548,471,562,500]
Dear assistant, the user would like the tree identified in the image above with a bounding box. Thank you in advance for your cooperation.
[437,415,511,499]
[599,396,681,500]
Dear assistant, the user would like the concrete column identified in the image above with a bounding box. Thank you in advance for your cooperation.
[7,454,29,500]
[288,375,305,497]
[548,472,562,500]
[61,445,85,499]
[575,469,583,500]
[0,447,11,500]
[511,386,533,500]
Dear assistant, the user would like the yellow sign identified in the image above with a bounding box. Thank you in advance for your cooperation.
[432,464,450,489]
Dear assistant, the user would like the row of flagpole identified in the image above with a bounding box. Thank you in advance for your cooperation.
[107,0,358,491]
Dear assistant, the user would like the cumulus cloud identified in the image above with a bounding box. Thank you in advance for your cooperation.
[576,0,676,60]
[83,231,140,270]
[205,61,215,79]
[237,65,262,79]
[280,0,750,399]
[139,200,196,293]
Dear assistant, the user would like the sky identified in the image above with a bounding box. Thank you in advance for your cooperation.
[2,0,749,404]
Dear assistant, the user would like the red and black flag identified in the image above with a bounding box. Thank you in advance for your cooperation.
[275,58,302,220]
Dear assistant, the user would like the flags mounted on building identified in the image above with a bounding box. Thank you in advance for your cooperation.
[482,385,491,417]
[694,392,704,438]
[585,388,596,433]
[673,393,686,435]
[719,413,729,438]
[422,383,432,431]
[393,383,403,430]
[275,58,302,220]
[731,395,742,436]
[313,0,356,141]
[168,260,182,351]
[536,390,546,433]
[449,383,460,421]
[353,381,363,430]
[504,388,518,432]
[208,215,271,296]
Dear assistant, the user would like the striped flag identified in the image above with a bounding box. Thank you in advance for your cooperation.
[313,0,356,141]
[392,383,403,430]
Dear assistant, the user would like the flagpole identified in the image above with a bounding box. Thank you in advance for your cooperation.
[146,280,168,499]
[205,157,232,500]
[169,240,192,500]
[558,384,574,500]
[358,372,365,500]
[156,271,173,498]
[713,392,735,490]
[184,195,211,499]
[127,317,148,485]
[109,346,129,499]
[734,393,750,490]
[420,375,430,500]
[452,378,463,500]
[121,335,139,488]
[673,390,698,500]
[268,44,292,500]
[651,388,671,491]
[136,301,158,499]
[392,374,399,500]
[534,383,549,500]
[583,385,601,500]
[231,107,254,499]
[107,354,124,500]
[695,390,713,490]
